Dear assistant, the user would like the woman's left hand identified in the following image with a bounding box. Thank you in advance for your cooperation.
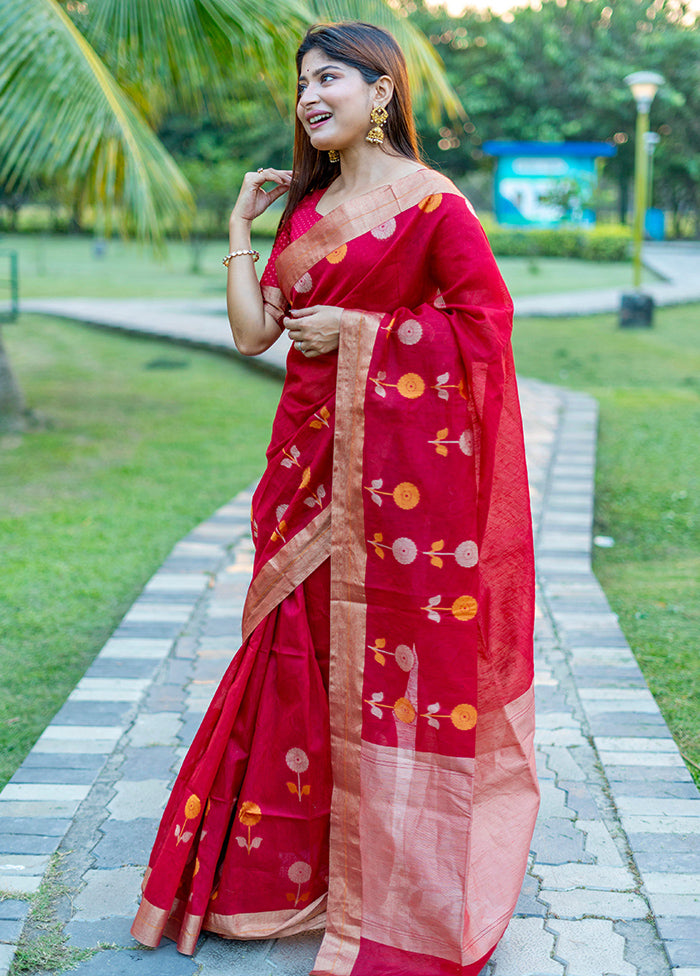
[283,306,343,358]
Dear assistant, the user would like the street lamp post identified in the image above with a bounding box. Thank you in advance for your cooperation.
[624,71,664,292]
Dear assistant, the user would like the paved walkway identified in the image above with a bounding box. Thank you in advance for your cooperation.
[2,249,699,975]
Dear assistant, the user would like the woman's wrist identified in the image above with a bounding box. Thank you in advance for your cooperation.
[229,213,253,248]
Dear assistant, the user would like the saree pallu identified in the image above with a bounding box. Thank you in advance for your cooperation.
[131,168,539,975]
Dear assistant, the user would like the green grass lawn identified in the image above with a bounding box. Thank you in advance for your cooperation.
[1,232,654,301]
[512,304,700,781]
[0,315,282,789]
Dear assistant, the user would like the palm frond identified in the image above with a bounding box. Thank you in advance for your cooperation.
[79,0,312,122]
[309,0,465,124]
[0,0,194,244]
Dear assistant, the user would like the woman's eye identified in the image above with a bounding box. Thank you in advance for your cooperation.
[321,73,335,83]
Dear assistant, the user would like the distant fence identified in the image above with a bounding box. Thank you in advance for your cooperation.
[0,249,19,323]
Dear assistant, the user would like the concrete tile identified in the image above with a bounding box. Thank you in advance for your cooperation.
[72,867,144,920]
[536,864,636,892]
[628,832,700,854]
[0,834,60,855]
[0,816,69,835]
[596,733,678,752]
[621,815,700,834]
[100,638,173,659]
[668,941,700,968]
[547,918,636,976]
[267,930,324,974]
[489,917,564,975]
[1,784,91,802]
[559,781,600,820]
[606,765,693,783]
[608,781,699,800]
[579,820,626,867]
[537,780,575,820]
[539,888,649,919]
[0,919,23,943]
[0,800,82,818]
[127,713,181,747]
[119,746,178,781]
[0,901,29,921]
[635,851,700,874]
[0,875,41,895]
[617,799,700,818]
[66,943,198,973]
[93,818,158,868]
[65,915,141,949]
[514,872,547,917]
[656,917,700,941]
[10,765,97,785]
[540,746,587,782]
[531,820,592,865]
[107,779,169,821]
[598,751,686,768]
[145,573,208,592]
[647,893,700,917]
[0,945,16,975]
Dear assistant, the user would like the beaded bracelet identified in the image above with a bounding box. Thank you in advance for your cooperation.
[223,249,260,267]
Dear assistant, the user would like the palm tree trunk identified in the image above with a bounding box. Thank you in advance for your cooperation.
[0,328,27,430]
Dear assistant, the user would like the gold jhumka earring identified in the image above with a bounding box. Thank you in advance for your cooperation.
[328,149,340,162]
[366,106,388,145]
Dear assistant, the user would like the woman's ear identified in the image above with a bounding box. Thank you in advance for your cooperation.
[373,75,395,109]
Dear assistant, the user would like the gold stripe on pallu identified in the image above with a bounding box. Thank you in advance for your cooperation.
[277,169,462,300]
[242,509,331,642]
[311,310,383,976]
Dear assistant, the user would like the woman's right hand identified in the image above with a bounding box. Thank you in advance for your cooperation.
[230,168,293,224]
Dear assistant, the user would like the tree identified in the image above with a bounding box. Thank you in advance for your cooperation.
[0,0,461,429]
[409,0,699,227]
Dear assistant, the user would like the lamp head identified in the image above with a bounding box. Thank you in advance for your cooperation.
[624,71,665,113]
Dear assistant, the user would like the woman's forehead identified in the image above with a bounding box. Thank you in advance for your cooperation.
[299,47,349,77]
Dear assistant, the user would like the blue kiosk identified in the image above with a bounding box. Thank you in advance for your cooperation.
[482,140,616,227]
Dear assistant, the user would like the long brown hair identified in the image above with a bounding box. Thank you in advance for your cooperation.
[280,21,422,226]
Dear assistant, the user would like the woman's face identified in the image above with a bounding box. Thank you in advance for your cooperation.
[297,47,376,153]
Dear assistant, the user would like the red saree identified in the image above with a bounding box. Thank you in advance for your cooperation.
[131,168,538,975]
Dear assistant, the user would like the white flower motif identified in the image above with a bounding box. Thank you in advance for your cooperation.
[275,504,288,523]
[392,537,417,565]
[394,644,415,672]
[455,540,479,568]
[288,860,312,884]
[397,319,423,346]
[371,217,396,239]
[459,430,473,456]
[285,748,309,773]
[295,273,313,294]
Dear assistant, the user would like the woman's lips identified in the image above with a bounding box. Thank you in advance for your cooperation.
[308,113,332,129]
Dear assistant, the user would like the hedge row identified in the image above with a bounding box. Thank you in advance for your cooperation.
[482,224,632,262]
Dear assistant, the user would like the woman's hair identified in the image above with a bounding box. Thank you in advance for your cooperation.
[280,21,422,225]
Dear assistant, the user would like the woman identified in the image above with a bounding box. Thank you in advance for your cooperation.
[131,21,539,976]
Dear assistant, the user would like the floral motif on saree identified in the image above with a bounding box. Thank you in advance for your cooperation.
[131,169,538,976]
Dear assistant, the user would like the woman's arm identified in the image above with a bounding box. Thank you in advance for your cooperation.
[226,168,292,356]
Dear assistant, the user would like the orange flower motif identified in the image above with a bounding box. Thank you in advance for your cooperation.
[327,244,347,264]
[392,482,420,510]
[238,801,262,826]
[393,697,416,724]
[451,595,478,620]
[451,703,478,730]
[193,857,201,876]
[184,794,201,819]
[396,373,425,399]
[300,466,311,490]
[419,193,443,213]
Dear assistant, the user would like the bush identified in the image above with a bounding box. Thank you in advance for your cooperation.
[482,222,631,262]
